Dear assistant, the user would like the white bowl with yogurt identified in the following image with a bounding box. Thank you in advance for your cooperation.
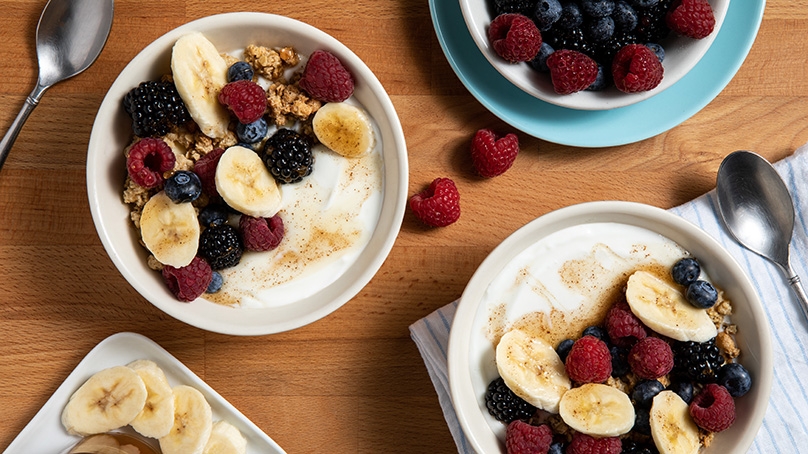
[86,13,408,335]
[448,201,772,453]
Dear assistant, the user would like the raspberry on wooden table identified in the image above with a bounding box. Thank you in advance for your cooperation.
[409,178,461,227]
[666,0,715,39]
[565,335,612,383]
[239,214,284,252]
[161,256,213,302]
[611,44,664,93]
[218,80,267,124]
[628,336,674,380]
[471,129,520,178]
[299,50,355,103]
[488,13,543,63]
[689,383,736,432]
[505,420,552,454]
[126,137,175,189]
[567,432,621,454]
[545,49,599,94]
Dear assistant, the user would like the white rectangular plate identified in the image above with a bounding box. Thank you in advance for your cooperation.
[4,332,286,454]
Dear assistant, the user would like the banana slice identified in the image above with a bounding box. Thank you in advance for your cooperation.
[495,329,571,414]
[140,191,200,268]
[203,420,248,454]
[127,360,175,439]
[215,145,282,218]
[171,32,230,139]
[558,383,635,437]
[61,366,148,436]
[625,270,717,342]
[159,385,213,454]
[312,102,375,158]
[650,391,700,454]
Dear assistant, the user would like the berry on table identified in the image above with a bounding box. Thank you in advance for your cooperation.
[686,279,718,308]
[628,336,673,380]
[236,117,269,144]
[263,128,314,184]
[505,420,553,454]
[717,362,752,397]
[218,79,267,124]
[123,80,191,138]
[611,43,664,93]
[299,49,355,103]
[199,224,243,270]
[485,377,537,423]
[126,137,176,189]
[689,383,736,432]
[164,170,202,203]
[161,256,212,302]
[488,13,543,63]
[470,129,520,178]
[546,49,599,94]
[409,178,461,227]
[565,335,612,383]
[567,432,621,454]
[227,61,254,82]
[666,0,715,39]
[239,214,284,252]
[672,257,701,286]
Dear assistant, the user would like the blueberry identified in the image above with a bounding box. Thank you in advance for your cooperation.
[581,0,615,18]
[236,117,268,144]
[632,380,665,408]
[668,380,694,404]
[634,407,651,435]
[206,271,224,293]
[686,280,718,308]
[612,1,638,31]
[227,61,254,82]
[534,0,563,30]
[528,42,555,72]
[647,42,665,62]
[164,170,202,203]
[718,363,752,397]
[199,205,230,228]
[548,441,565,454]
[631,0,660,7]
[556,338,575,362]
[556,3,583,29]
[586,65,608,91]
[582,325,608,341]
[672,257,701,286]
[610,345,630,376]
[585,16,615,42]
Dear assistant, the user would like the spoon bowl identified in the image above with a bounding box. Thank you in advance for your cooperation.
[0,0,114,171]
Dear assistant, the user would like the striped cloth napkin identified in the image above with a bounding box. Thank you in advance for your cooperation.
[410,144,808,453]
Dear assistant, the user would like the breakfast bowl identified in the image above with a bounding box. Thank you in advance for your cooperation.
[86,13,408,335]
[458,0,730,110]
[447,201,772,453]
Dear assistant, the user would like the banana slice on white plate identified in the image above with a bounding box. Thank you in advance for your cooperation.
[215,145,282,218]
[127,360,175,439]
[312,102,376,158]
[203,420,248,454]
[171,32,231,139]
[625,270,717,342]
[61,366,148,436]
[558,383,635,437]
[159,385,213,454]
[650,390,701,454]
[495,329,571,414]
[139,191,200,268]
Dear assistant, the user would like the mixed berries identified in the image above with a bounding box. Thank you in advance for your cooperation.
[485,0,716,94]
[484,257,752,454]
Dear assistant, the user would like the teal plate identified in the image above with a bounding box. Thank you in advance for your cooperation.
[430,0,765,147]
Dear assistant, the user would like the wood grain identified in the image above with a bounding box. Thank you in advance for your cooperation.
[0,1,803,452]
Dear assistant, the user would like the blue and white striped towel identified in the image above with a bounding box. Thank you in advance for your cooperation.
[410,144,808,453]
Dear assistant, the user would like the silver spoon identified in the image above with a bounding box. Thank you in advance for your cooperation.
[0,0,114,171]
[716,150,808,323]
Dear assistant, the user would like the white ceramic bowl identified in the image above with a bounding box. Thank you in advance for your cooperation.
[459,0,730,110]
[448,201,772,453]
[86,13,408,335]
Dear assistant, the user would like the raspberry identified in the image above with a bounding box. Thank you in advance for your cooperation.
[488,14,543,63]
[193,148,225,200]
[666,0,715,39]
[628,336,674,380]
[161,256,212,302]
[567,432,621,454]
[470,129,520,178]
[126,138,175,189]
[605,300,647,347]
[299,50,355,103]
[611,44,664,93]
[505,421,552,454]
[545,49,599,94]
[409,178,461,227]
[689,383,736,432]
[218,80,267,124]
[239,214,284,252]
[565,335,612,383]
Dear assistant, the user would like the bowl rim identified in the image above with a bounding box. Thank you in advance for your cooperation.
[458,0,730,111]
[447,200,774,453]
[86,12,408,335]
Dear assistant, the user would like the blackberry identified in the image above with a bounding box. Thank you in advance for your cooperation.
[593,31,638,65]
[490,0,538,15]
[484,377,536,423]
[123,81,191,137]
[544,26,596,59]
[199,225,243,270]
[263,128,314,184]
[673,338,725,383]
[634,0,673,42]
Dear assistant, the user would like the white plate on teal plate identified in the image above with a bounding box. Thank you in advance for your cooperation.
[4,332,286,454]
[429,0,765,147]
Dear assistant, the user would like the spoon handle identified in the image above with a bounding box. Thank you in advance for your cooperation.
[0,91,42,172]
[786,272,808,324]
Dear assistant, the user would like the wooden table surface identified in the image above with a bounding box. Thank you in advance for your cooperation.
[1,0,806,452]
